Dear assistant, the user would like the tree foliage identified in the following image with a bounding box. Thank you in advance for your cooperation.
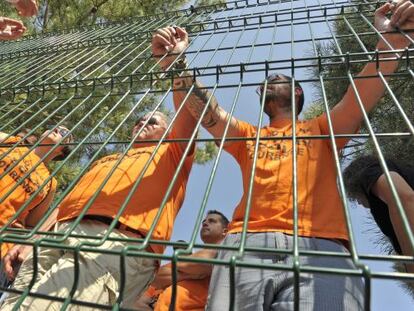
[1,0,188,32]
[306,1,414,165]
[303,1,414,293]
[1,0,220,196]
[0,0,225,33]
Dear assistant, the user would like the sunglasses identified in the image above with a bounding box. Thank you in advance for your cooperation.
[45,126,74,161]
[135,116,158,127]
[255,73,291,97]
[47,126,74,141]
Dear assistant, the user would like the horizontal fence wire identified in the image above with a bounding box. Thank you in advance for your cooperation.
[0,0,414,310]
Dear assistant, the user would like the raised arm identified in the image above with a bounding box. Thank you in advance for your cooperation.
[152,26,244,147]
[25,180,57,228]
[328,1,414,135]
[371,172,414,273]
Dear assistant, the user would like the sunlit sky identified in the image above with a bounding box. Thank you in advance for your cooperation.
[165,1,413,310]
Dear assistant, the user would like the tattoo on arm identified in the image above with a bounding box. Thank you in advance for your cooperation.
[174,74,220,128]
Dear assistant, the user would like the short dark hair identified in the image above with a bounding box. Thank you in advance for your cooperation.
[207,210,229,227]
[173,240,188,251]
[343,154,413,203]
[343,154,380,203]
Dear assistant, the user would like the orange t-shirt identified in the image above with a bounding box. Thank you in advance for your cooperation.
[0,136,56,256]
[57,132,194,254]
[154,277,210,311]
[225,115,351,241]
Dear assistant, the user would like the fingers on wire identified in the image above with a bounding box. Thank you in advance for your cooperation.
[6,18,25,29]
[394,2,414,27]
[3,252,15,279]
[152,28,176,53]
[175,26,188,42]
[390,0,411,26]
[0,30,25,40]
[376,2,392,17]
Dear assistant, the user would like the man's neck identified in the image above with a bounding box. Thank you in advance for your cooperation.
[267,103,297,125]
[34,147,52,165]
[268,109,297,125]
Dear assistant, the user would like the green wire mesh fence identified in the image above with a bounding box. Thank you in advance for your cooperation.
[0,0,414,310]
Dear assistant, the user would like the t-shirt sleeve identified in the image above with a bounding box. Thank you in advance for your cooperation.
[2,135,21,145]
[316,113,357,150]
[167,129,195,175]
[360,160,400,196]
[223,120,255,160]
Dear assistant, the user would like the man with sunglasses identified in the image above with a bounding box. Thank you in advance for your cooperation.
[0,126,73,294]
[152,1,414,310]
[2,109,196,308]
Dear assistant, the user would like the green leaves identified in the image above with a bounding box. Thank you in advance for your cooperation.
[308,2,414,165]
[30,0,188,32]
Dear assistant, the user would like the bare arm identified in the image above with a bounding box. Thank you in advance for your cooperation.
[3,182,58,281]
[173,73,243,148]
[329,1,414,135]
[25,180,57,228]
[152,26,244,147]
[3,208,58,281]
[0,132,9,143]
[151,26,197,152]
[151,266,196,290]
[372,172,414,273]
[151,248,217,290]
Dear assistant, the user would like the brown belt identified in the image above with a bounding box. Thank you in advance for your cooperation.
[83,215,145,239]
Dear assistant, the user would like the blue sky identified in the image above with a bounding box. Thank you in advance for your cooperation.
[165,1,414,309]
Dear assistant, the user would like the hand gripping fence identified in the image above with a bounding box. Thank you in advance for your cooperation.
[0,0,413,310]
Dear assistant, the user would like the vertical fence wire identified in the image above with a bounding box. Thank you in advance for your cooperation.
[0,0,413,310]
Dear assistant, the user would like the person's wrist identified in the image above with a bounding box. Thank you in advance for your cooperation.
[173,57,188,70]
[160,60,171,71]
[161,56,188,71]
[377,32,411,51]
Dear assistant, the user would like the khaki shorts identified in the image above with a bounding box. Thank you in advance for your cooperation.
[2,220,156,310]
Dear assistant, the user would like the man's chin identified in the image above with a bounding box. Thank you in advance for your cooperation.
[133,134,148,141]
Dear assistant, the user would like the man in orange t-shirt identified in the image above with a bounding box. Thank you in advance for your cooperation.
[152,2,414,310]
[0,126,73,292]
[148,210,228,311]
[2,113,196,309]
[0,126,73,254]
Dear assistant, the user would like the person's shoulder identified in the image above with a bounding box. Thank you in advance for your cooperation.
[296,116,324,133]
[239,120,256,131]
[0,134,21,144]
